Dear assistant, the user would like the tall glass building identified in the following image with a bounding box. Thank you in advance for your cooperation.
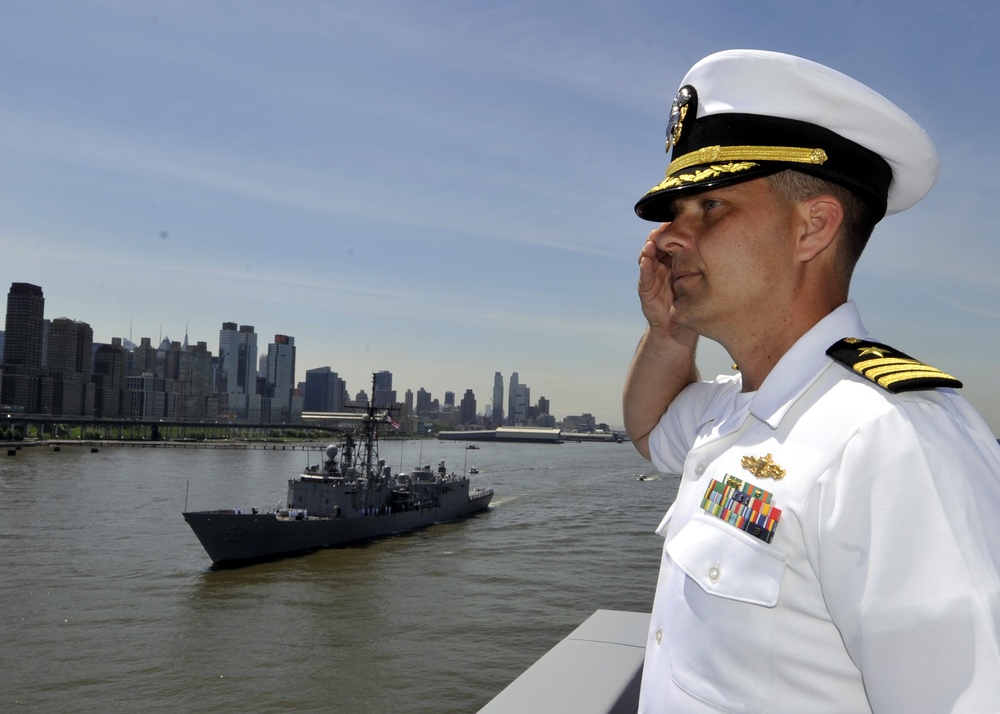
[217,322,258,420]
[265,334,296,422]
[1,282,45,412]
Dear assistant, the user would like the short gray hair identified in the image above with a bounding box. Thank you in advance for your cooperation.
[765,169,878,285]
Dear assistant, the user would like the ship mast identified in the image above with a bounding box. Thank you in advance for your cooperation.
[361,372,380,480]
[356,372,397,511]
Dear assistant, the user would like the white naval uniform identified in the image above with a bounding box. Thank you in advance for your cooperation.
[638,301,1000,714]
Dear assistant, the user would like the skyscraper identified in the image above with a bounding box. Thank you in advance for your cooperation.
[93,338,130,418]
[128,374,174,419]
[164,340,183,380]
[537,396,550,416]
[217,322,258,420]
[373,370,395,408]
[175,341,215,421]
[492,372,504,425]
[45,317,95,416]
[460,389,477,425]
[303,367,345,412]
[265,334,296,422]
[416,388,432,415]
[131,337,159,377]
[508,372,529,425]
[1,282,45,411]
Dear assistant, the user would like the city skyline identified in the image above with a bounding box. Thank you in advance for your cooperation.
[2,4,998,433]
[0,281,596,426]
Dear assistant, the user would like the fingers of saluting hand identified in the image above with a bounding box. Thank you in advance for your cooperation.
[637,235,658,264]
[638,226,671,287]
[638,223,671,263]
[636,225,679,333]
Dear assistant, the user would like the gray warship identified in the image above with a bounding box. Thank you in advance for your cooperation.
[183,384,494,568]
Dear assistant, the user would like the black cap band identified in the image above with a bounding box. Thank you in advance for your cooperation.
[636,112,893,222]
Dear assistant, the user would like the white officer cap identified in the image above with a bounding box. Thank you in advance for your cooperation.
[635,49,939,223]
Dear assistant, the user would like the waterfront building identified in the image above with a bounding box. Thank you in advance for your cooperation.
[93,338,130,418]
[163,340,183,381]
[128,375,175,419]
[460,389,477,425]
[416,387,433,416]
[373,370,395,408]
[562,413,597,433]
[303,367,345,413]
[507,372,518,425]
[217,322,258,421]
[1,282,45,412]
[508,373,529,426]
[492,372,504,425]
[538,396,550,416]
[438,425,562,443]
[264,334,296,423]
[175,341,215,421]
[131,337,160,377]
[44,317,95,417]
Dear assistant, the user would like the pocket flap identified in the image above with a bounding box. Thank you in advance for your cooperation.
[666,516,787,607]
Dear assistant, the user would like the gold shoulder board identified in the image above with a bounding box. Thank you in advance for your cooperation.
[826,338,963,393]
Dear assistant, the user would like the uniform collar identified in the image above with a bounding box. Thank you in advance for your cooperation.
[748,301,868,429]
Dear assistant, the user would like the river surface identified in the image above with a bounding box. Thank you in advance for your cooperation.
[1,439,677,713]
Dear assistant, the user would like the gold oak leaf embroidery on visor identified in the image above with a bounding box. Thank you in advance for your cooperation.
[741,453,786,480]
[649,161,759,192]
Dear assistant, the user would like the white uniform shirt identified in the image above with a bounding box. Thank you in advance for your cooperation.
[639,301,1000,714]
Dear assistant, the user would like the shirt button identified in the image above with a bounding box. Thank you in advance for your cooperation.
[655,628,663,645]
[708,565,720,583]
[694,463,706,475]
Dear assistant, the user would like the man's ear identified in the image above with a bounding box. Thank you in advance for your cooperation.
[795,195,843,263]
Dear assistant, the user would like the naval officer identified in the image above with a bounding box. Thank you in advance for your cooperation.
[623,49,1000,713]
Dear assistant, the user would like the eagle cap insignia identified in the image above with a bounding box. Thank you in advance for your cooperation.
[741,453,786,480]
[665,85,695,153]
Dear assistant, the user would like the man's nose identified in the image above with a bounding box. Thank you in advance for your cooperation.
[655,218,694,253]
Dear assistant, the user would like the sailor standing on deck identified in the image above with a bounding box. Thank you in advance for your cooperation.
[623,50,1000,713]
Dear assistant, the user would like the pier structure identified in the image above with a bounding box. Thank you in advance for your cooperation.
[0,411,374,444]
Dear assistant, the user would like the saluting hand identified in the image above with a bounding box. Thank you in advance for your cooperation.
[625,223,699,457]
[638,224,681,335]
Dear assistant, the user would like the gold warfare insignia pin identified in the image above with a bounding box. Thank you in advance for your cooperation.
[741,453,786,480]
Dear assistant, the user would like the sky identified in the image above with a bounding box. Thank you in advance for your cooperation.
[2,0,999,432]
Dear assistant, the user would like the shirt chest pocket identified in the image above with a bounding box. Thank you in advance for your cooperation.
[667,515,787,604]
[664,516,788,713]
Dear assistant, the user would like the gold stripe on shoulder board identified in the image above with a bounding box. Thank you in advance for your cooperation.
[826,338,962,393]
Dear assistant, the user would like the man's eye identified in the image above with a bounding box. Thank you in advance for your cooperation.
[703,199,723,211]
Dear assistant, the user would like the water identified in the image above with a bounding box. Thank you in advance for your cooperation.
[0,439,677,713]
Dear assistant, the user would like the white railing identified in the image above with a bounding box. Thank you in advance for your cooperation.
[477,610,649,714]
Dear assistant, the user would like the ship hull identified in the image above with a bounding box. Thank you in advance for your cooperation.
[183,491,493,567]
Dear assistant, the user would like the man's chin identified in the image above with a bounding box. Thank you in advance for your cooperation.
[669,304,695,328]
